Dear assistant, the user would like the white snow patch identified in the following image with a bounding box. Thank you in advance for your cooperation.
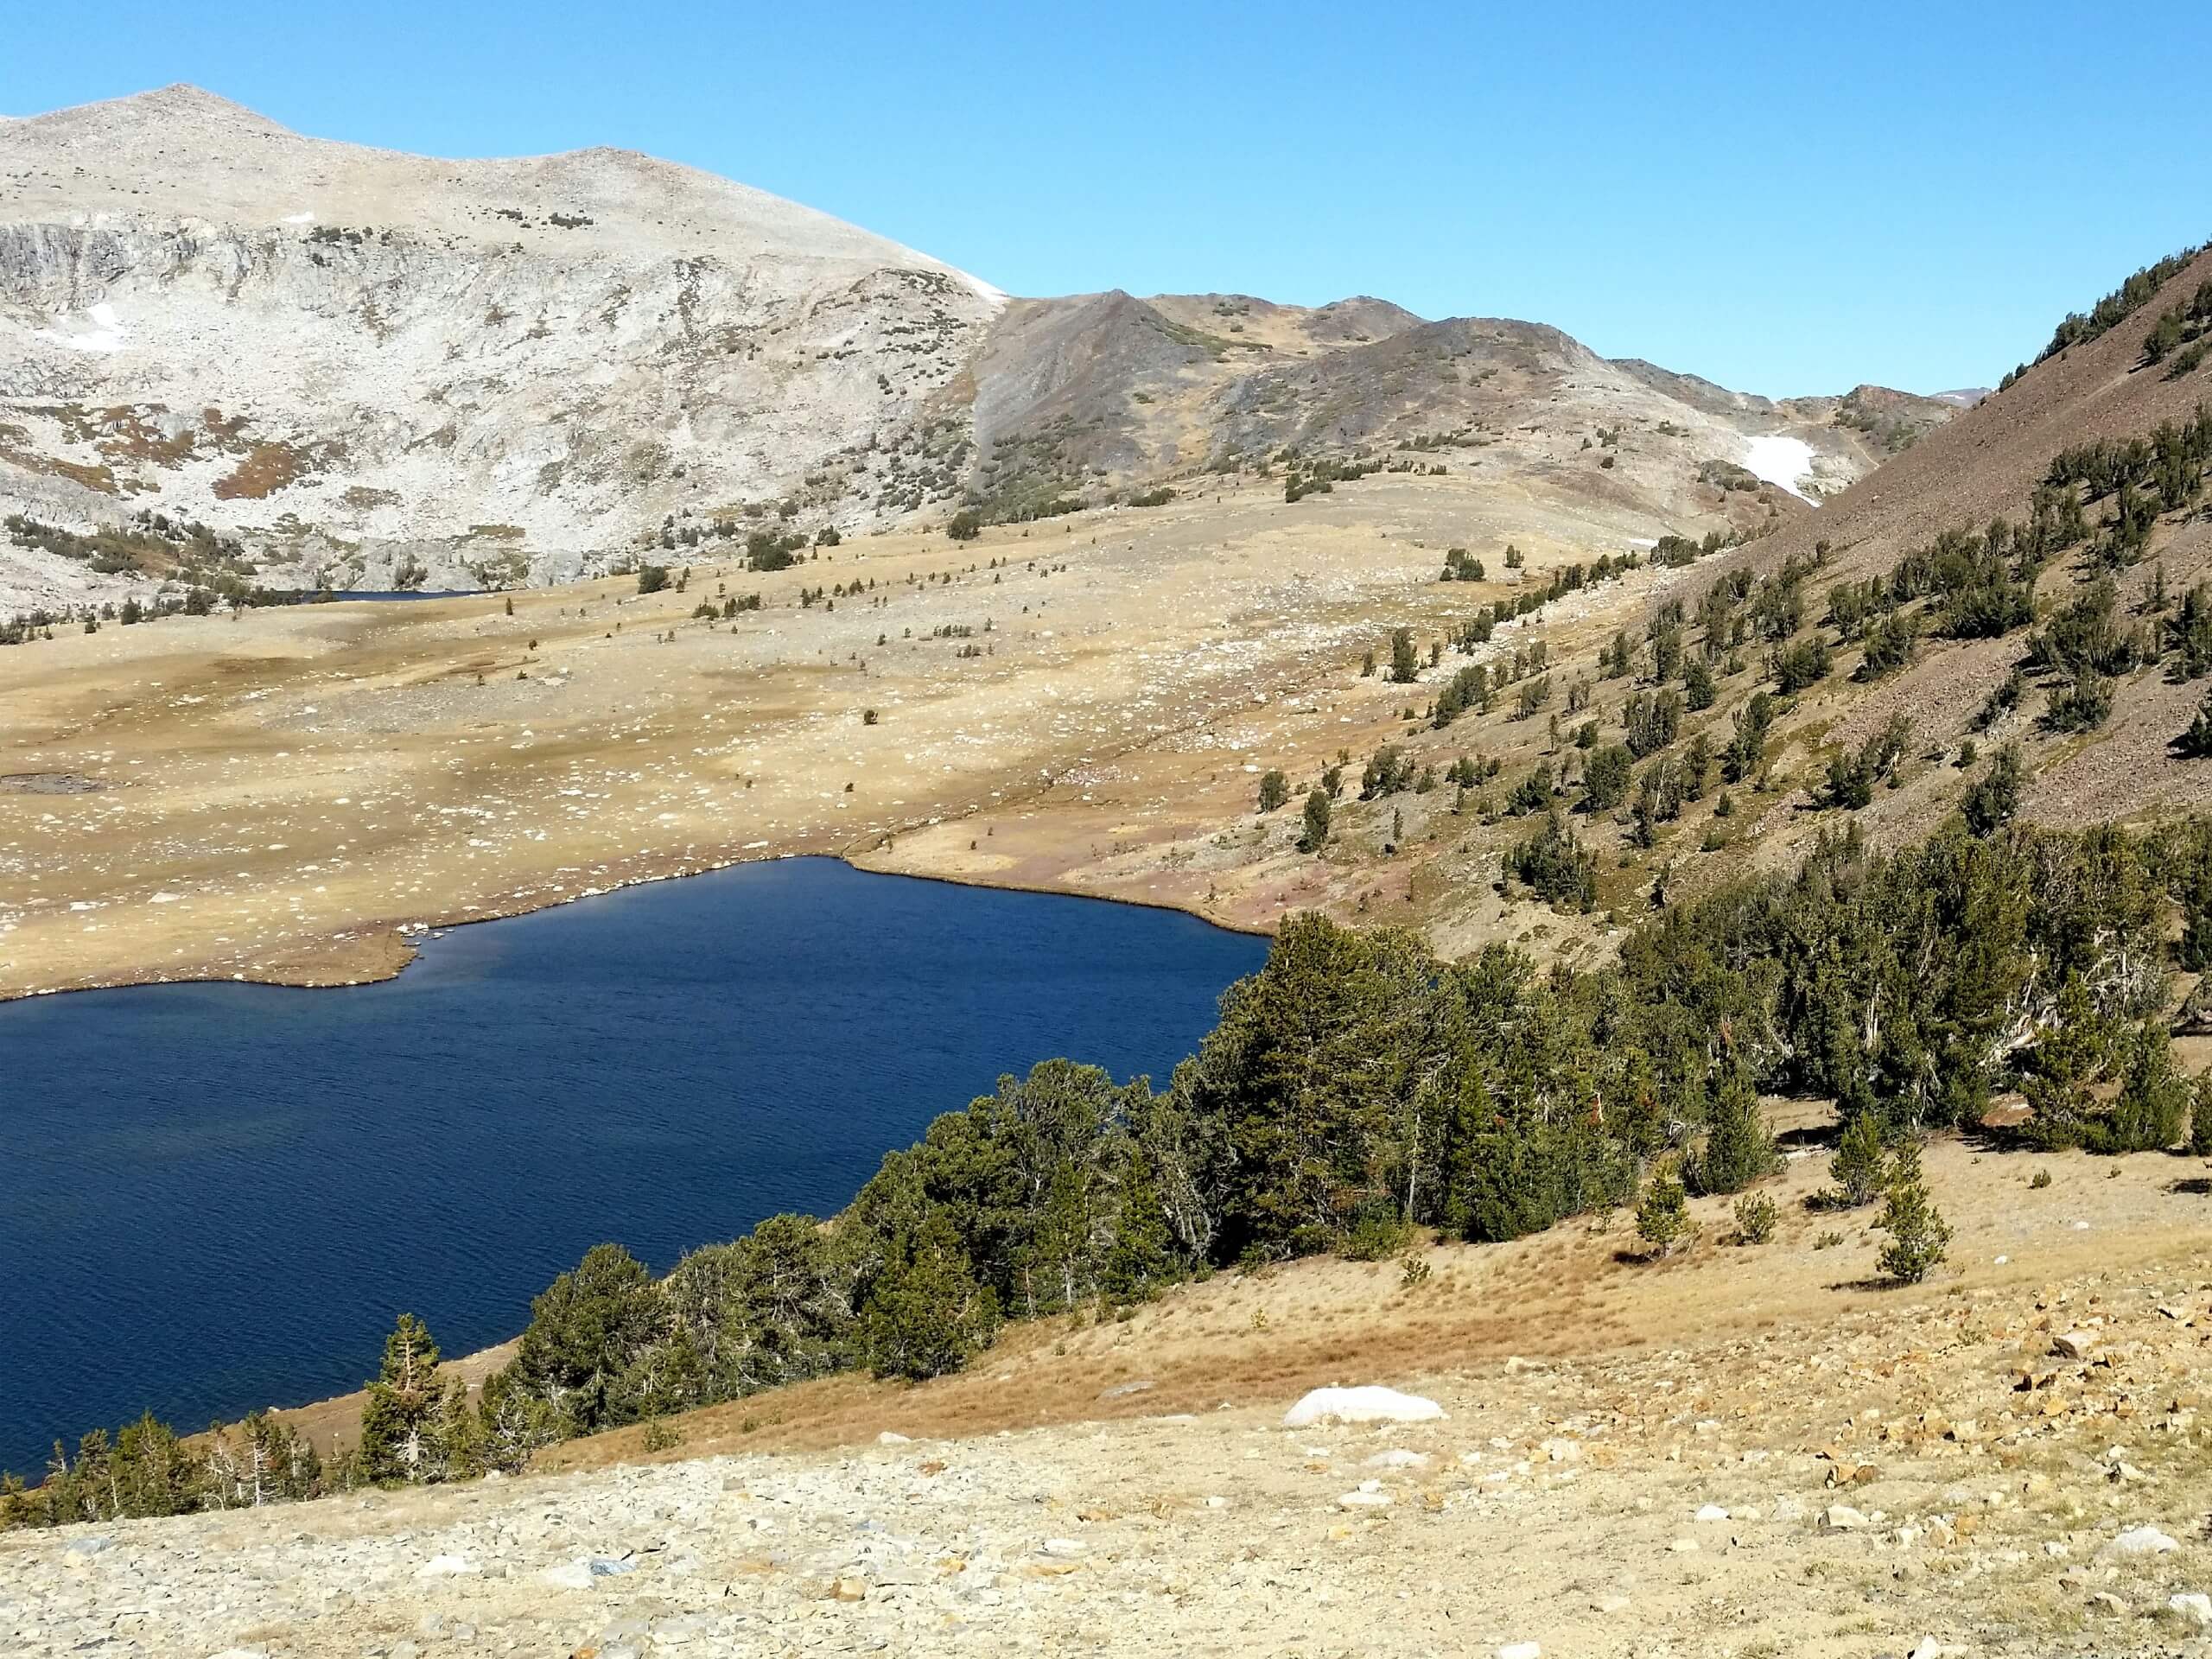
[282,210,315,224]
[962,272,1011,309]
[1743,435,1817,504]
[1282,1386,1445,1427]
[37,302,128,353]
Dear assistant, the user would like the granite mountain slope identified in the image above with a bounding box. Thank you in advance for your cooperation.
[2,86,1948,606]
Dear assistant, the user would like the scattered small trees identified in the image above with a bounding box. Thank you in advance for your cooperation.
[1623,689,1682,758]
[1961,742,2026,832]
[2177,687,2212,759]
[1300,788,1332,853]
[1723,692,1775,784]
[1433,664,1489,727]
[1388,627,1420,684]
[1361,744,1413,798]
[1731,1192,1778,1246]
[1684,654,1717,710]
[1256,769,1289,813]
[636,564,670,595]
[1824,715,1913,810]
[1769,634,1831,693]
[1582,743,1634,812]
[1636,1168,1691,1258]
[1506,760,1554,815]
[1506,808,1597,912]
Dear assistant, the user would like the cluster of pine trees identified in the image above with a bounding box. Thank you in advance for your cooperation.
[2037,243,2209,362]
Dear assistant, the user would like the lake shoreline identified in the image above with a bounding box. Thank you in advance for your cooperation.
[4,841,1277,1005]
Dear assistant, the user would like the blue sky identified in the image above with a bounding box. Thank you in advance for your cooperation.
[5,0,2207,397]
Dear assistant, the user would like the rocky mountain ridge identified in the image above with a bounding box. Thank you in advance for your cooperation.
[1,86,1955,606]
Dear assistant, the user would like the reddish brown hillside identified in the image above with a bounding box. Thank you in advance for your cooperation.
[1676,245,2212,861]
[1750,246,2212,583]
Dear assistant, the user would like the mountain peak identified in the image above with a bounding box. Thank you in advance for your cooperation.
[23,82,290,133]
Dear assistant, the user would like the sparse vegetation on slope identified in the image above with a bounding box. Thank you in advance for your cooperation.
[2037,241,2211,364]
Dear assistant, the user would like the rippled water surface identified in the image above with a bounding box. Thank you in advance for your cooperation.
[0,860,1265,1476]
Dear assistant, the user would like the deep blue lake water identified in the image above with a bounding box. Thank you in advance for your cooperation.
[0,860,1265,1478]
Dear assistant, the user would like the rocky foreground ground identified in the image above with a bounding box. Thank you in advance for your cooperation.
[10,1234,2212,1659]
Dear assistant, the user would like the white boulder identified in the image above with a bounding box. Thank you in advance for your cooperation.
[2103,1524,2179,1557]
[1282,1386,1445,1427]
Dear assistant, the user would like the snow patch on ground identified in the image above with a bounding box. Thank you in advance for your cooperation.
[1743,435,1816,504]
[37,302,128,353]
[282,210,315,224]
[963,273,1011,309]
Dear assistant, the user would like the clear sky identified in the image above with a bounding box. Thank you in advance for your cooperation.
[5,0,2207,397]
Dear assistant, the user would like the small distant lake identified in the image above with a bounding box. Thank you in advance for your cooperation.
[0,860,1265,1477]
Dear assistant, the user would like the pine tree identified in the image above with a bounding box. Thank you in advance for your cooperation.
[2190,1074,2212,1158]
[1389,627,1420,683]
[1103,1153,1177,1302]
[1694,1065,1777,1195]
[359,1313,444,1484]
[433,1380,487,1481]
[110,1412,199,1517]
[1829,1113,1886,1206]
[477,1368,561,1474]
[1018,1165,1092,1316]
[501,1242,666,1434]
[2021,971,2108,1146]
[862,1211,1001,1381]
[1885,1132,1923,1188]
[1875,1173,1952,1284]
[1300,788,1332,853]
[2098,1023,2188,1152]
[1961,742,2026,834]
[1635,1168,1691,1258]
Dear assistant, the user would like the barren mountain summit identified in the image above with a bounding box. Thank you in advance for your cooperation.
[3,83,995,275]
[0,86,1005,593]
[2,86,1953,608]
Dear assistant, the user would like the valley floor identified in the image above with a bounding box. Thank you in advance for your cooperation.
[0,472,1687,1000]
[10,1136,2212,1657]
